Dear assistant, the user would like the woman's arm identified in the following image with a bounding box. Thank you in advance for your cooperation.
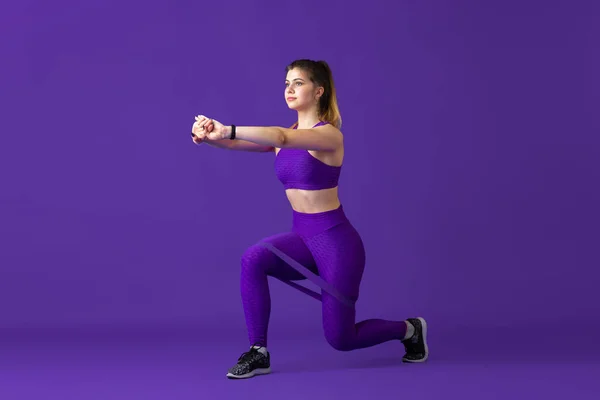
[203,138,274,152]
[195,115,339,152]
[202,122,300,152]
[192,118,273,152]
[230,124,342,152]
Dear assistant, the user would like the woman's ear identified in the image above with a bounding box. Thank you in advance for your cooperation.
[315,86,324,100]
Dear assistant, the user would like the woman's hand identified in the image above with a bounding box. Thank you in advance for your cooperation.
[194,115,231,140]
[191,117,212,144]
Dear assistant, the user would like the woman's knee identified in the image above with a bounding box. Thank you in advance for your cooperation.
[323,312,355,351]
[322,297,357,351]
[241,243,277,274]
[324,327,354,352]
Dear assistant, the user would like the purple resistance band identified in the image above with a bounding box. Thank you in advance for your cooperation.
[258,241,355,308]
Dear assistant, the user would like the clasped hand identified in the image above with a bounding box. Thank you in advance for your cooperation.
[191,115,229,144]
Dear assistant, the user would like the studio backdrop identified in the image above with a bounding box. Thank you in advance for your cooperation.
[1,0,598,351]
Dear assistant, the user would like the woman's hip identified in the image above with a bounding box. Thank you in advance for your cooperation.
[291,204,352,237]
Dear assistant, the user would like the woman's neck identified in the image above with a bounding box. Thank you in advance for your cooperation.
[296,110,321,129]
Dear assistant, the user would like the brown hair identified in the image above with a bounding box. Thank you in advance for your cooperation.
[285,59,342,129]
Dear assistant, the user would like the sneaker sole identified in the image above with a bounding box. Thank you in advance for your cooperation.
[402,317,429,363]
[226,367,271,379]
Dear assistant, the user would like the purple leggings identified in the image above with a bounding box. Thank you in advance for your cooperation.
[240,205,407,351]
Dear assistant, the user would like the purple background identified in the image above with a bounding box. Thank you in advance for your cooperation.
[1,0,599,398]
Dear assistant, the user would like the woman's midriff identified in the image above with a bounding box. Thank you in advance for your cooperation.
[284,186,341,214]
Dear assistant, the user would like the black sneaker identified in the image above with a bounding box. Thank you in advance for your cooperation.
[401,317,429,363]
[226,345,271,379]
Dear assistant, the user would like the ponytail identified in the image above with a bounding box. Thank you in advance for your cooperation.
[316,61,342,129]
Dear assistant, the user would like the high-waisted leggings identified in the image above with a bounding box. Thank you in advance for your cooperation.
[240,205,407,351]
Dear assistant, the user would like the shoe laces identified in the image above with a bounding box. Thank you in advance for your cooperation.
[238,344,264,362]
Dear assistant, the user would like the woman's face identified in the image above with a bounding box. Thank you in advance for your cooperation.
[284,68,322,111]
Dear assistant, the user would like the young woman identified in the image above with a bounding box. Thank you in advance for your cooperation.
[191,59,428,379]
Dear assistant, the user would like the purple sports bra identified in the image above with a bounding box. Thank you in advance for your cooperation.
[274,121,341,190]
